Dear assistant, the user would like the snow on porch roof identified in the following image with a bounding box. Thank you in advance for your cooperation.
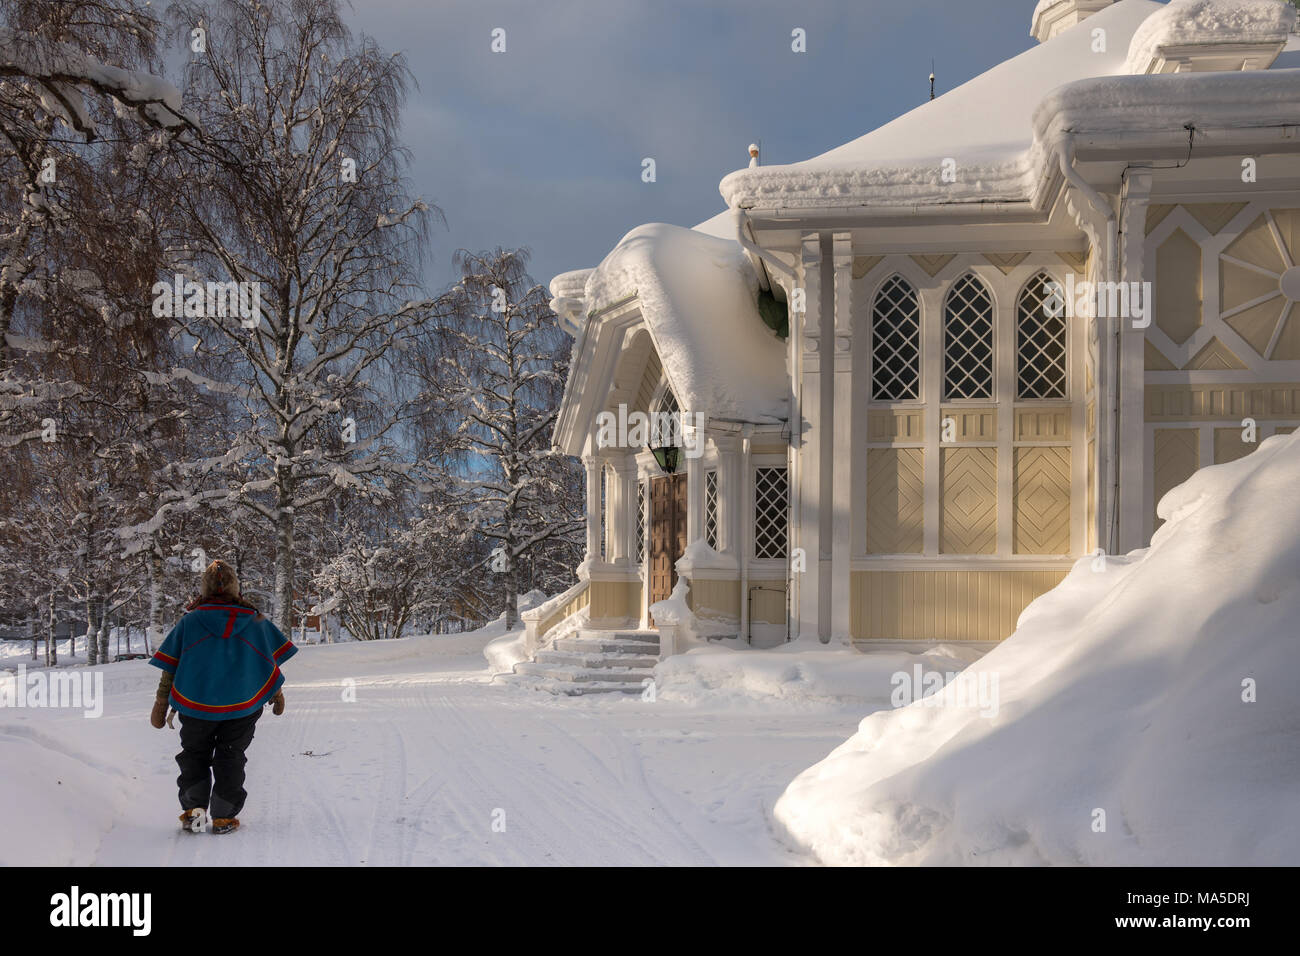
[582,222,788,425]
[719,0,1165,211]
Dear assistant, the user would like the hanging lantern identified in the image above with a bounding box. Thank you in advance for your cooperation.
[651,445,681,475]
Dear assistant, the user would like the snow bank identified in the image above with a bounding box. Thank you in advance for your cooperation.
[656,640,984,710]
[1125,0,1296,74]
[583,223,788,424]
[774,431,1300,866]
[482,589,562,673]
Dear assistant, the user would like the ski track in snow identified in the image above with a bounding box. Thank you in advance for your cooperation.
[1,641,857,866]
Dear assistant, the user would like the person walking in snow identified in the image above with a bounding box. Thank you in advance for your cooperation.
[149,560,297,834]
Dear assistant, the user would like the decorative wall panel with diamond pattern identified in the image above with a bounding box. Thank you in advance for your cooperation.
[1013,447,1071,554]
[865,448,924,554]
[940,446,997,554]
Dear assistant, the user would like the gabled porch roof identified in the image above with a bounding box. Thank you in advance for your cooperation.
[551,222,789,457]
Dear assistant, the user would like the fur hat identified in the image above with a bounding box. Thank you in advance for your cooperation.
[199,559,240,599]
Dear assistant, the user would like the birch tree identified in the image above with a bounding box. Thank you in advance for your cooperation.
[414,249,583,630]
[144,0,442,633]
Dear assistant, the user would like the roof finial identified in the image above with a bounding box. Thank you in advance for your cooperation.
[748,143,760,168]
[929,59,935,101]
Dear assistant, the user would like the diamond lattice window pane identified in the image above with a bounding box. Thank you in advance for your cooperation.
[943,273,995,400]
[599,465,607,559]
[705,470,719,549]
[1016,272,1067,399]
[872,275,921,400]
[636,480,646,563]
[753,467,788,559]
[651,387,681,446]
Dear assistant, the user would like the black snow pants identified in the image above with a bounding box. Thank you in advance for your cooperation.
[176,709,261,819]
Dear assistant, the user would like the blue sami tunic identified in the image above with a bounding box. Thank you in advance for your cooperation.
[150,601,297,720]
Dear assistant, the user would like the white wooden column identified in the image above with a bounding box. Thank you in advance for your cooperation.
[686,426,704,545]
[583,454,601,562]
[608,456,634,565]
[1117,171,1152,553]
[995,266,1015,558]
[716,435,741,554]
[797,233,824,640]
[830,233,854,643]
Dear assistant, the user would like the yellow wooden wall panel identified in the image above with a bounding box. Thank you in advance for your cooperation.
[940,407,997,441]
[538,584,592,639]
[1013,447,1072,555]
[1153,429,1200,531]
[1155,228,1203,345]
[866,448,924,554]
[688,579,739,618]
[1213,427,1256,465]
[940,446,997,554]
[589,580,640,622]
[867,410,924,442]
[749,584,786,625]
[1015,407,1071,441]
[852,569,1068,642]
[1146,384,1300,421]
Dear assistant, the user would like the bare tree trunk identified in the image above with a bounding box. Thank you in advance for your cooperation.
[273,502,295,637]
[147,549,162,655]
[29,609,37,660]
[84,596,97,662]
[503,541,519,631]
[46,589,56,666]
[86,598,97,666]
[97,605,109,664]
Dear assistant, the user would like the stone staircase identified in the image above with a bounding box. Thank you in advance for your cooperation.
[502,629,660,696]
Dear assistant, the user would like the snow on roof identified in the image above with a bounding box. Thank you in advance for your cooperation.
[720,0,1163,210]
[1032,64,1300,144]
[1126,0,1296,74]
[582,222,788,424]
[690,209,738,239]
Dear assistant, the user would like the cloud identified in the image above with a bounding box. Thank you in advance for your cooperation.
[349,0,1034,286]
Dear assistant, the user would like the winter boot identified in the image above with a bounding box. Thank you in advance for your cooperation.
[212,817,240,835]
[180,807,210,833]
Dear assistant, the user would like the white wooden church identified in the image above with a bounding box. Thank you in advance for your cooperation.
[516,0,1300,681]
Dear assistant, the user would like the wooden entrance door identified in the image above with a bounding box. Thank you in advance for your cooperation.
[649,473,688,608]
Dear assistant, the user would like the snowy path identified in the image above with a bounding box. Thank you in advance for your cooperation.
[1,635,858,865]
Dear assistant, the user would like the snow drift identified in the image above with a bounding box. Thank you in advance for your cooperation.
[775,431,1300,865]
[655,639,984,710]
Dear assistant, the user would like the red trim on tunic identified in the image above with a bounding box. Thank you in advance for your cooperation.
[169,668,280,714]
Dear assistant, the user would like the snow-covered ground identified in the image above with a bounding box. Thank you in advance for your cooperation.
[0,625,872,866]
[774,431,1300,866]
[7,435,1295,867]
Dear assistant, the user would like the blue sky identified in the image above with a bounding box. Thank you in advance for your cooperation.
[352,0,1038,289]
